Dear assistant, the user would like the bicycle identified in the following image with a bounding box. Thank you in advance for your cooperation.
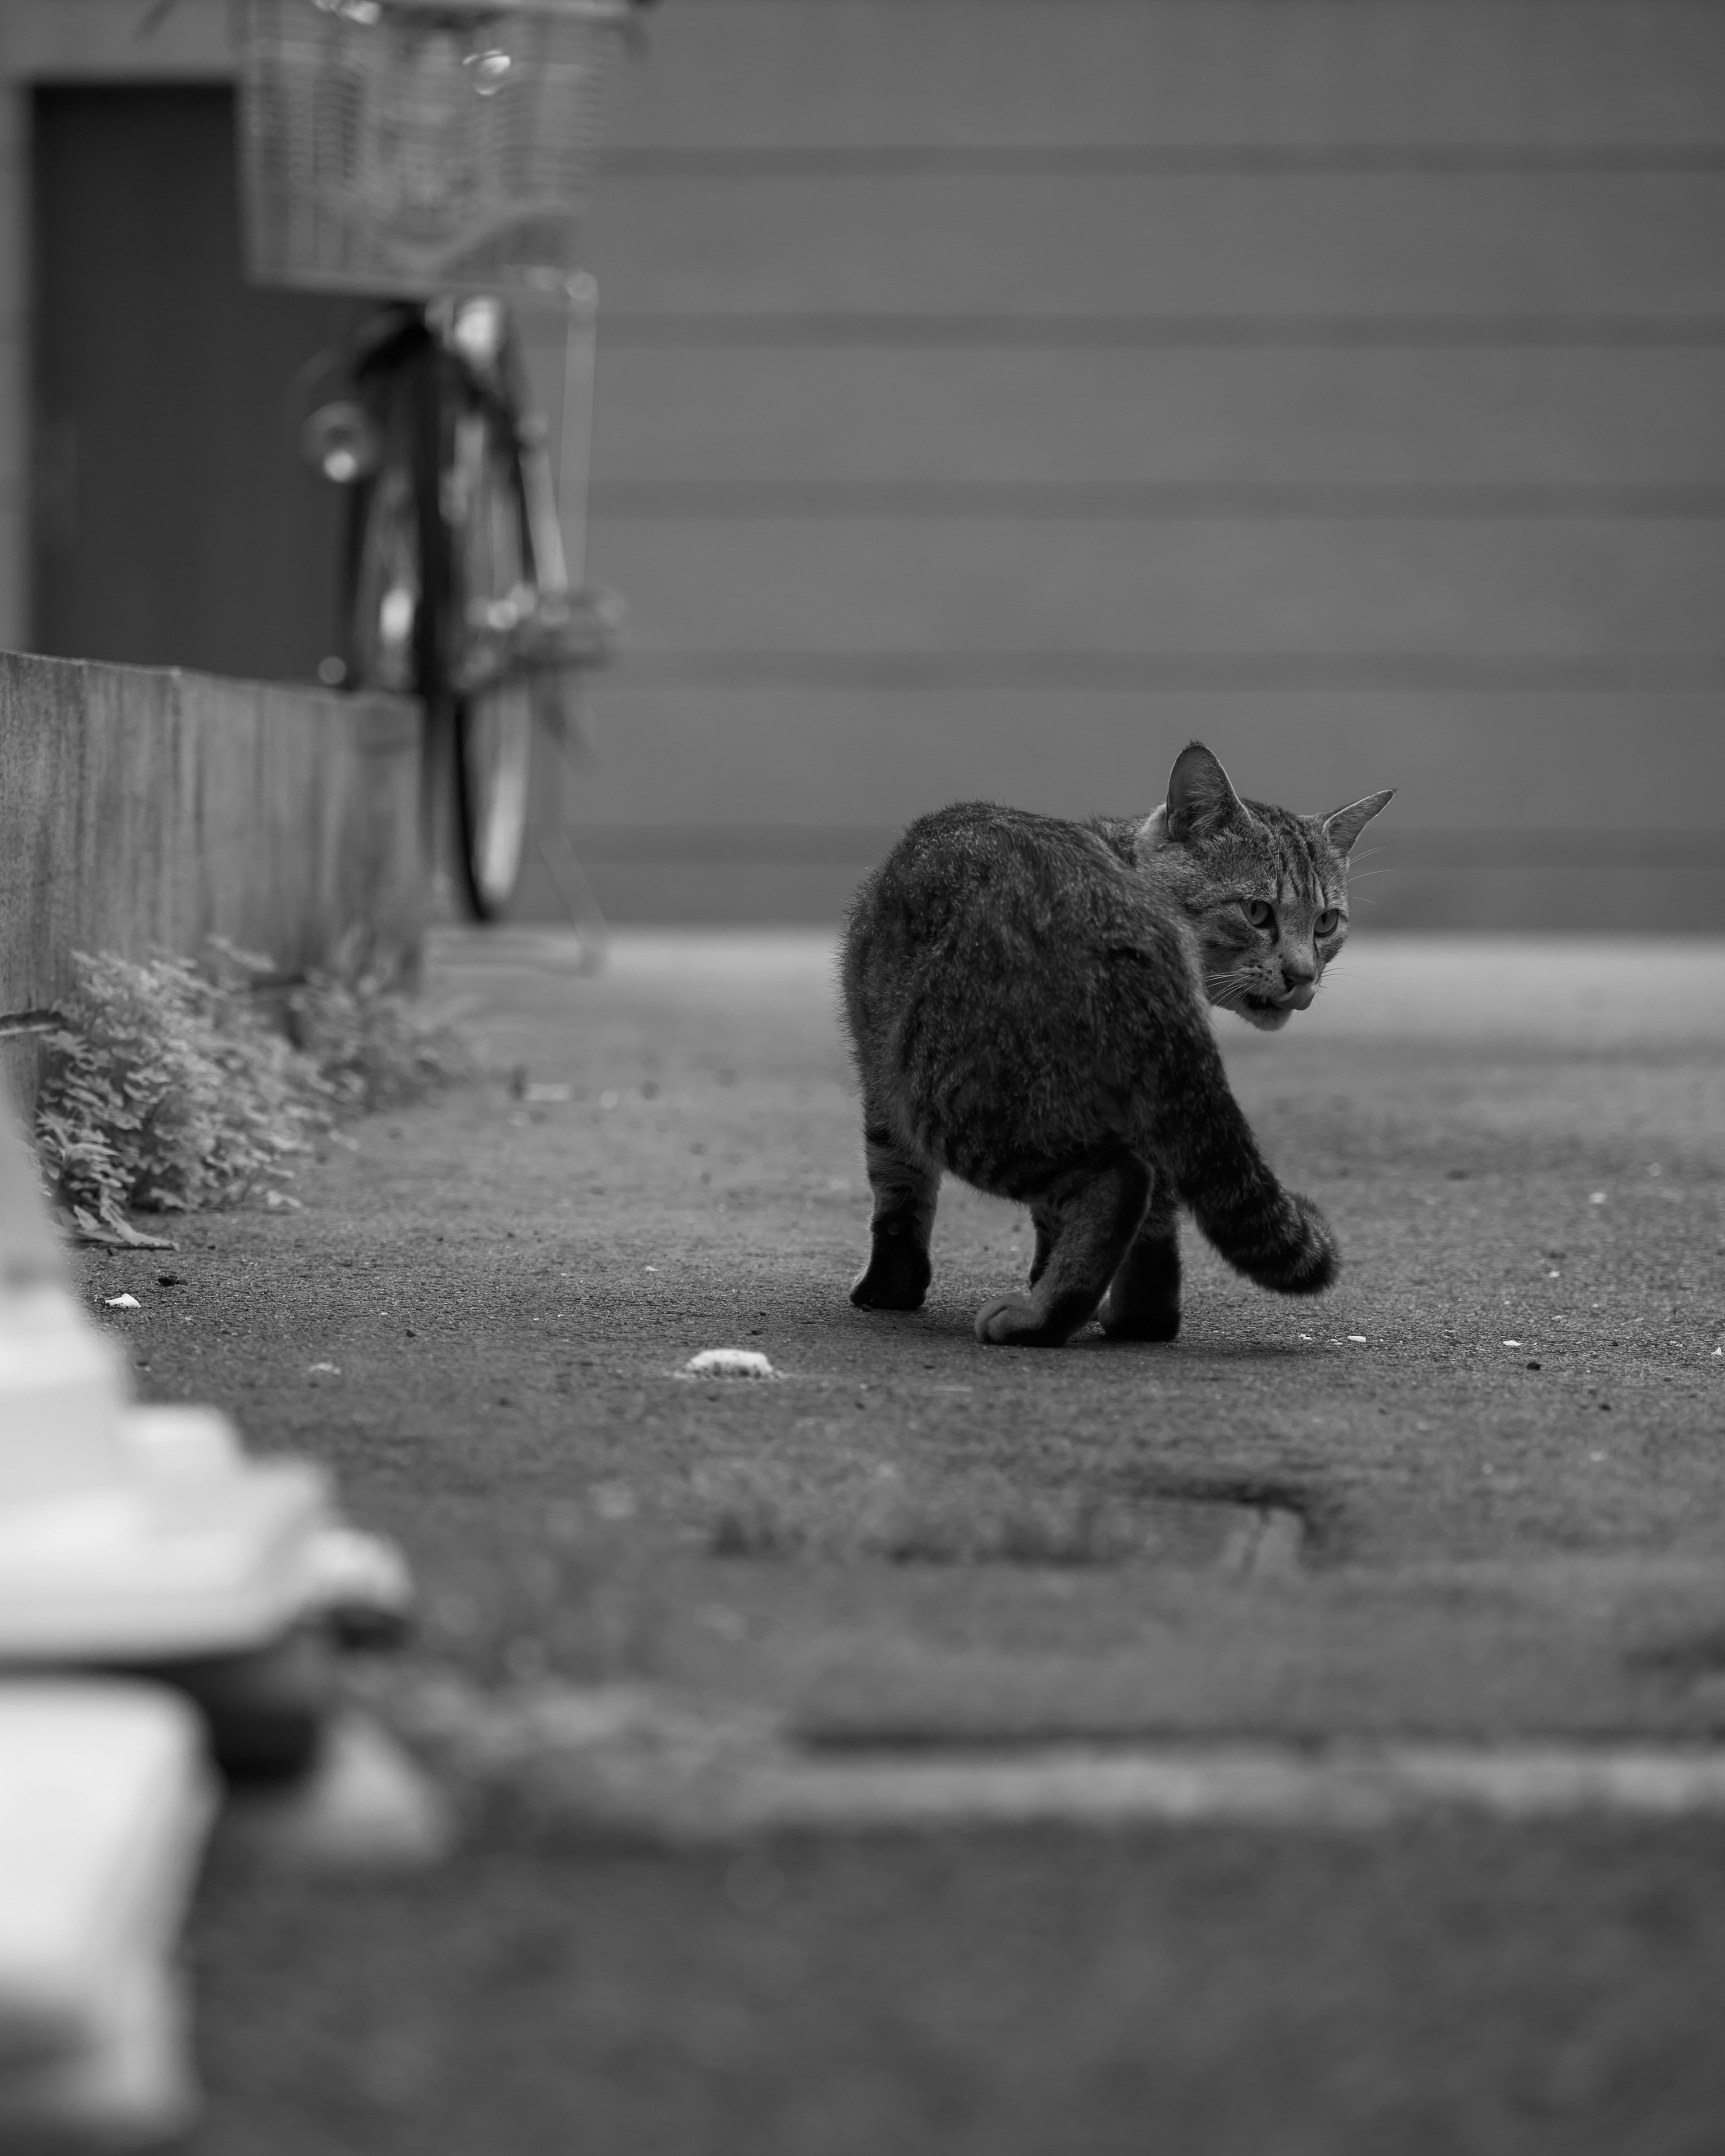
[304,287,620,923]
[229,0,644,929]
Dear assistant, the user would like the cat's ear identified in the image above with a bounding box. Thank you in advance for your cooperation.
[1164,742,1248,844]
[1321,788,1396,856]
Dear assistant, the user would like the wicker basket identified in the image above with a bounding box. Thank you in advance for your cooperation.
[232,0,631,296]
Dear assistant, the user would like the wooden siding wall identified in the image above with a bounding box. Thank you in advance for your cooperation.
[526,0,1725,928]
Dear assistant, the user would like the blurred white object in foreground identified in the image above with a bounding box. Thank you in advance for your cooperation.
[0,1683,214,2151]
[0,1099,420,2144]
[0,1098,409,1668]
[0,1290,332,1665]
[297,1521,416,1647]
[0,1113,323,1658]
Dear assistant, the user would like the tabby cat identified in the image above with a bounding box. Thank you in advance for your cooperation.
[840,742,1393,1347]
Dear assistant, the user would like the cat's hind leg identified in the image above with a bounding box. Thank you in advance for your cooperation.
[851,1117,940,1311]
[1027,1204,1058,1286]
[976,1153,1150,1347]
[1099,1170,1181,1341]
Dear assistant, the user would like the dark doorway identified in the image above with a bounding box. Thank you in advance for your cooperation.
[32,84,378,683]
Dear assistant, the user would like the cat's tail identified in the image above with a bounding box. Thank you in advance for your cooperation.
[1171,1102,1338,1296]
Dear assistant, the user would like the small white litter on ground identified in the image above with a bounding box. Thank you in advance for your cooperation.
[308,1362,340,1376]
[682,1348,776,1379]
[102,1294,141,1310]
[1346,1335,1367,1345]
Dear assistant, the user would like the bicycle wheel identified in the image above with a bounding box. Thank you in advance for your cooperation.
[448,399,537,921]
[343,329,469,916]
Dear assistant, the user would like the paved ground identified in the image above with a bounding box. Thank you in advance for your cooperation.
[78,928,1725,2153]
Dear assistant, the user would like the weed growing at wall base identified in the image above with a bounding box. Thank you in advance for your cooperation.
[284,941,476,1115]
[35,940,472,1241]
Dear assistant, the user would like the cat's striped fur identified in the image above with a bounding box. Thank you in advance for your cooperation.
[840,742,1393,1347]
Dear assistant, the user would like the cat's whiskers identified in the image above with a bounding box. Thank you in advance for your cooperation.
[1204,963,1269,1014]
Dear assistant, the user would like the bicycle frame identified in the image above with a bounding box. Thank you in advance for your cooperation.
[310,296,616,699]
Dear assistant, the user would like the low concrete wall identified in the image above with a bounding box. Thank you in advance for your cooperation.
[0,651,422,1087]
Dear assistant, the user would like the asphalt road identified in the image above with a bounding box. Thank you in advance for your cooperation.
[78,928,1725,2155]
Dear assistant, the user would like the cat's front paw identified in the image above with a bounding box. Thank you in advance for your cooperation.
[974,1294,1072,1347]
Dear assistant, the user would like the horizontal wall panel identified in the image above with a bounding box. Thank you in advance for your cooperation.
[593,316,1725,352]
[591,482,1725,523]
[585,172,1725,319]
[515,857,867,928]
[588,347,1725,490]
[587,520,1725,658]
[606,3,1725,154]
[513,854,1725,934]
[605,147,1725,180]
[573,687,1725,832]
[592,483,1725,521]
[613,657,1725,694]
[561,824,1725,871]
[1335,862,1725,933]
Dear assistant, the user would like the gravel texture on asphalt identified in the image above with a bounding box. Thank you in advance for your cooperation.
[73,928,1725,2154]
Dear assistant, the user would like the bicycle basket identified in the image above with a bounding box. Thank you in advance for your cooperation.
[231,0,631,296]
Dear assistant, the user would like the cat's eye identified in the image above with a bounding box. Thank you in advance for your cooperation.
[1315,908,1342,937]
[1244,899,1275,929]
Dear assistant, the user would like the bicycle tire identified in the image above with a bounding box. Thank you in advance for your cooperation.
[341,315,538,924]
[447,395,537,922]
[343,327,470,917]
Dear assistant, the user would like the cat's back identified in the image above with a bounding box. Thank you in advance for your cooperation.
[847,801,1116,963]
[843,800,1189,1033]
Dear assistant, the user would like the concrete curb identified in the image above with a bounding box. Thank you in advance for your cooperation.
[0,649,423,1109]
